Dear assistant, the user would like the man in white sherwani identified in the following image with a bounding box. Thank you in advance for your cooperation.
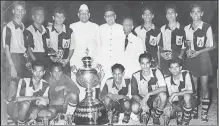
[69,4,101,102]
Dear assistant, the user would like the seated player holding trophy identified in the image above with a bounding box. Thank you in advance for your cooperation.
[131,53,167,125]
[163,58,197,125]
[39,62,80,123]
[100,63,131,124]
[7,60,50,125]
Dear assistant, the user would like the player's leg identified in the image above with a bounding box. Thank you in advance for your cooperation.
[200,75,210,122]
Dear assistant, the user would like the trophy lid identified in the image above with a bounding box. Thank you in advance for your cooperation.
[82,48,93,68]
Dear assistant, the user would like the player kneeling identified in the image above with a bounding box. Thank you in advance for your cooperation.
[163,58,197,125]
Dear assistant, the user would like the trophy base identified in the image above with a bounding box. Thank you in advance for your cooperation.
[74,97,108,125]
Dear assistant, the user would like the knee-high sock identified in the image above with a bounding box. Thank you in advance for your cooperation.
[154,108,163,118]
[17,120,25,125]
[192,94,198,114]
[202,99,210,113]
[183,106,192,121]
[66,102,77,115]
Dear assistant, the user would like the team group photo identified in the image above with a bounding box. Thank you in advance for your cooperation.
[1,0,218,125]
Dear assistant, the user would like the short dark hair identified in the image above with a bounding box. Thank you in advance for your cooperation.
[139,52,152,63]
[31,6,44,16]
[50,62,63,72]
[111,63,125,73]
[13,1,26,9]
[142,6,154,15]
[32,60,45,70]
[168,58,183,68]
[165,4,177,14]
[53,6,66,17]
[122,16,134,24]
[190,4,203,12]
[104,5,115,14]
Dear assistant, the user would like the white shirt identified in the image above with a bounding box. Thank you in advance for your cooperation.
[134,24,161,52]
[184,21,214,50]
[26,25,47,52]
[16,78,50,97]
[46,24,75,52]
[131,68,166,97]
[165,70,193,101]
[121,32,144,78]
[2,21,26,53]
[99,23,124,67]
[160,22,185,51]
[69,21,100,68]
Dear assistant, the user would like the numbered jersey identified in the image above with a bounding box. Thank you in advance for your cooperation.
[43,24,73,59]
[184,22,213,51]
[160,23,186,54]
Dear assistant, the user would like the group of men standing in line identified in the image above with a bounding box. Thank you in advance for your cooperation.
[2,1,215,125]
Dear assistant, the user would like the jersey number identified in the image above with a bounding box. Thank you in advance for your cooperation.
[149,35,157,46]
[176,36,183,45]
[197,37,204,47]
[62,39,70,48]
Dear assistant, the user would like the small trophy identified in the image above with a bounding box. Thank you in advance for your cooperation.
[185,40,193,58]
[163,115,170,125]
[42,117,49,125]
[23,51,32,71]
[66,114,72,125]
[141,111,150,125]
[176,111,183,125]
[107,110,113,125]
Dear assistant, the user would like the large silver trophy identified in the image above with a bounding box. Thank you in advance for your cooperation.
[73,48,108,125]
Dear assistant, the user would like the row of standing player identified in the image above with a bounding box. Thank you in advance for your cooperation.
[2,1,215,125]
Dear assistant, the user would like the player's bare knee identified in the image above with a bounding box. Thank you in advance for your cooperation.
[66,92,78,104]
[48,108,58,118]
[184,94,192,103]
[124,100,131,110]
[132,95,141,102]
[20,101,30,110]
[104,96,112,105]
[131,102,140,114]
[158,92,167,102]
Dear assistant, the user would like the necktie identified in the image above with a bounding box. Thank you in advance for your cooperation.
[124,35,128,51]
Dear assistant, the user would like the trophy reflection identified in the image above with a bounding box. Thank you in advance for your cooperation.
[73,48,108,125]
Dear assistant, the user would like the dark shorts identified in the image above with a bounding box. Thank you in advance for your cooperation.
[7,101,46,122]
[48,59,71,77]
[33,52,52,69]
[63,62,70,77]
[185,51,212,77]
[49,105,64,114]
[11,53,32,78]
[172,95,198,111]
[159,50,182,76]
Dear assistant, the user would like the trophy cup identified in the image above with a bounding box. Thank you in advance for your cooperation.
[185,40,193,58]
[73,48,108,125]
[141,111,150,125]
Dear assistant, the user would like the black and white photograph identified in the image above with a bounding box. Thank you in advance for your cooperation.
[1,0,218,125]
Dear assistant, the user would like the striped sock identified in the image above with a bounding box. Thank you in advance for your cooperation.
[154,108,163,118]
[202,99,210,113]
[183,106,192,121]
[17,120,25,125]
[193,107,198,114]
[66,102,77,115]
[7,115,15,125]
